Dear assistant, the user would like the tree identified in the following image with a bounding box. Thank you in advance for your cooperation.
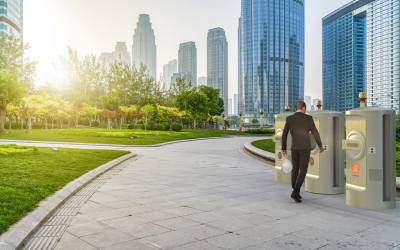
[47,104,59,130]
[199,86,220,129]
[177,91,208,130]
[5,104,17,130]
[100,91,121,111]
[69,107,83,129]
[101,110,117,130]
[82,103,102,127]
[251,118,259,124]
[140,104,154,130]
[0,34,38,93]
[130,112,143,125]
[164,74,194,107]
[210,97,224,116]
[0,70,25,133]
[120,105,137,124]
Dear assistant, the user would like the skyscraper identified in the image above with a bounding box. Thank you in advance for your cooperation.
[234,94,238,115]
[163,59,177,90]
[304,95,311,110]
[323,0,399,113]
[207,28,229,116]
[238,0,305,124]
[100,42,131,68]
[132,14,157,80]
[228,98,233,115]
[198,77,207,87]
[0,0,23,39]
[178,42,197,86]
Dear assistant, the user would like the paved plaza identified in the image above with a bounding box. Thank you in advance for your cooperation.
[4,137,400,250]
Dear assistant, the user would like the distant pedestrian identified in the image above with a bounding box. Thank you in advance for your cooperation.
[110,122,112,129]
[281,101,324,203]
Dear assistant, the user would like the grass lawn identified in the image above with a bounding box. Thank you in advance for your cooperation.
[252,139,275,153]
[0,146,129,234]
[0,128,271,145]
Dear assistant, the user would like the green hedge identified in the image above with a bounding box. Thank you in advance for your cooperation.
[92,121,100,127]
[162,122,170,131]
[153,124,164,131]
[171,123,182,132]
[148,121,156,130]
[245,129,275,135]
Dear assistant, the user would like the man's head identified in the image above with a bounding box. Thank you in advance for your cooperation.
[295,101,306,113]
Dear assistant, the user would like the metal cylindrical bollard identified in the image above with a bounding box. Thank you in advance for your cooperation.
[306,105,345,194]
[273,111,295,183]
[260,109,264,130]
[343,93,396,210]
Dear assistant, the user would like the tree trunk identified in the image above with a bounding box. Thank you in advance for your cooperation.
[0,103,6,133]
[28,118,32,130]
[8,115,12,130]
[193,114,196,130]
[45,119,48,129]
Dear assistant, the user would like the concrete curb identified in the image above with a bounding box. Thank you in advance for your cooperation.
[0,152,137,250]
[0,137,231,148]
[243,141,400,190]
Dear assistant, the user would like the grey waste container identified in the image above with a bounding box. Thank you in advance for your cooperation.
[342,107,396,210]
[305,110,345,194]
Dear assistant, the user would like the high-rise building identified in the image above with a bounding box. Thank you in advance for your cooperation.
[0,0,23,39]
[234,94,238,115]
[178,42,197,86]
[100,42,131,68]
[323,0,399,113]
[238,0,305,124]
[198,77,207,87]
[228,98,233,115]
[313,98,321,107]
[132,14,157,80]
[163,59,177,90]
[207,28,229,116]
[304,95,311,110]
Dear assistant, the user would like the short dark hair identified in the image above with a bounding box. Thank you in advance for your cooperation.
[296,101,306,111]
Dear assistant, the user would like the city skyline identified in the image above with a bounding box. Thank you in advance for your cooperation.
[24,0,353,103]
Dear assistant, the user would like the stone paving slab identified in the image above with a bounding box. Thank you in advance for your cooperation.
[4,137,400,250]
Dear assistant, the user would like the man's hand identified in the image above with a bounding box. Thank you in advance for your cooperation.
[282,150,287,156]
[319,147,325,153]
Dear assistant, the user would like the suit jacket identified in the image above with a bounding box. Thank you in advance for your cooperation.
[281,112,322,151]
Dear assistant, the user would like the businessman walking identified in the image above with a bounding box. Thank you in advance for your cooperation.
[281,101,324,203]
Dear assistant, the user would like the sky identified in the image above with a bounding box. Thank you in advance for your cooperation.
[24,0,351,102]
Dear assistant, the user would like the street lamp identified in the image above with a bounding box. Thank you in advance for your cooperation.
[239,112,243,131]
[222,114,225,130]
[316,101,322,111]
[260,109,264,130]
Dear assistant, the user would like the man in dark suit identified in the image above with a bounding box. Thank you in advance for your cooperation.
[281,101,324,203]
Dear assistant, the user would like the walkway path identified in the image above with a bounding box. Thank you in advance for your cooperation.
[6,137,400,249]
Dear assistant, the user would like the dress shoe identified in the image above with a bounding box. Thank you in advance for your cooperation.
[299,194,302,199]
[291,192,302,203]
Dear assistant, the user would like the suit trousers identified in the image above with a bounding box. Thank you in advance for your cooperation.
[291,150,311,194]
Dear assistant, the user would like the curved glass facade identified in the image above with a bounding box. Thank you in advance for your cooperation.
[0,0,23,38]
[238,0,305,124]
[323,0,400,113]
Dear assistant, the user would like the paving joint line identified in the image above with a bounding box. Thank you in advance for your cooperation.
[21,156,139,250]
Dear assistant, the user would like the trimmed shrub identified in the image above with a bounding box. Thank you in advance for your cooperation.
[81,118,90,126]
[91,121,100,127]
[162,122,170,131]
[128,124,135,129]
[147,121,156,130]
[245,129,275,135]
[98,123,108,129]
[171,123,182,132]
[153,124,164,131]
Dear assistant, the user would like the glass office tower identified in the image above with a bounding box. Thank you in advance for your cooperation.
[323,0,400,113]
[0,0,23,38]
[238,0,305,124]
